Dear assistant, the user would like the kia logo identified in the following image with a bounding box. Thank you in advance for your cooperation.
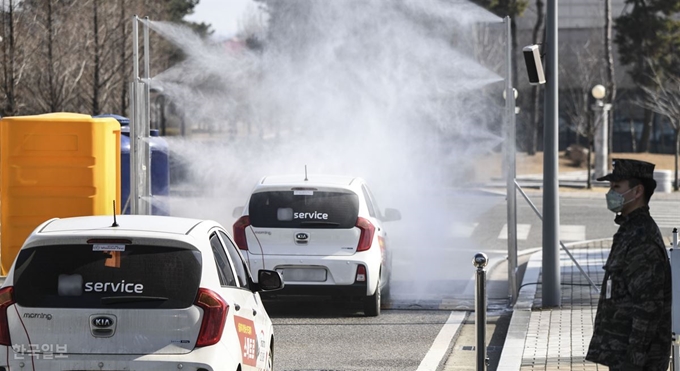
[296,233,309,240]
[92,316,113,328]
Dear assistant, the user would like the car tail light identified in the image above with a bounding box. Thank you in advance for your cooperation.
[194,288,228,347]
[233,216,251,251]
[356,265,367,282]
[378,236,386,262]
[0,287,15,346]
[355,217,376,252]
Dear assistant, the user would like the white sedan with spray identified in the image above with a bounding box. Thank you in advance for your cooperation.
[233,174,401,316]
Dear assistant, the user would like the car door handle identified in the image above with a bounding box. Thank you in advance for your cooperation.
[234,303,241,311]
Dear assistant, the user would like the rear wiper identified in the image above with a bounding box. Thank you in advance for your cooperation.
[101,296,168,305]
[299,221,340,227]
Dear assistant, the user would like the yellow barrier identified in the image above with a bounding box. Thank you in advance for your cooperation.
[0,113,121,274]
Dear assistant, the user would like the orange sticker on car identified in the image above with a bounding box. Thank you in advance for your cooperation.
[234,316,257,367]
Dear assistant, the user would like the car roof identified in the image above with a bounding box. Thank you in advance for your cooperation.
[37,215,206,235]
[258,174,362,187]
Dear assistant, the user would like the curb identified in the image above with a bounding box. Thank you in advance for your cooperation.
[495,238,612,371]
[495,250,541,371]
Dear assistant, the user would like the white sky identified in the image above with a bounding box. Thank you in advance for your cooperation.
[183,0,258,39]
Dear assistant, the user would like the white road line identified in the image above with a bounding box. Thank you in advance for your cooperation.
[417,311,467,371]
[452,222,479,238]
[498,224,531,240]
[651,203,680,229]
[559,225,586,241]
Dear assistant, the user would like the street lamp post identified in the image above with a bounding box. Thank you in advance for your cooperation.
[591,84,612,181]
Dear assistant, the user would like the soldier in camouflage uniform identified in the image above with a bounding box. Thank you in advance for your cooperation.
[586,159,672,371]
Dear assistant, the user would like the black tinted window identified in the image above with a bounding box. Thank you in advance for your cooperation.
[210,234,237,287]
[218,231,249,288]
[13,245,201,309]
[248,190,359,228]
[362,185,383,219]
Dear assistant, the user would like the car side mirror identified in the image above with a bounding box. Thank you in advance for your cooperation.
[232,206,244,218]
[382,208,401,222]
[257,269,284,292]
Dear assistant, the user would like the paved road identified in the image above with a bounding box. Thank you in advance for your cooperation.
[266,301,461,371]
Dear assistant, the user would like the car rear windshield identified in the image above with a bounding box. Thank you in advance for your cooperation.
[249,190,359,228]
[12,245,202,309]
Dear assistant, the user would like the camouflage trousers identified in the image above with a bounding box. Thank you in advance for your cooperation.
[604,356,670,371]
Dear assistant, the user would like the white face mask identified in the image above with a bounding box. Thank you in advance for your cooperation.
[605,187,636,213]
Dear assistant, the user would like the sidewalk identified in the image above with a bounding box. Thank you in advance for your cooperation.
[496,240,612,371]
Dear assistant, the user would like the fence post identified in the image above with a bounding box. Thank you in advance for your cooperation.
[474,253,489,371]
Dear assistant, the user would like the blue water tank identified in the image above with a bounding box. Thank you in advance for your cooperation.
[95,115,169,215]
[120,126,131,213]
[149,129,170,215]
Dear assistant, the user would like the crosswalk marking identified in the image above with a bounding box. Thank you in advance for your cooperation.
[498,224,531,240]
[496,224,586,241]
[442,200,680,243]
[559,225,586,241]
[451,222,478,238]
[651,203,680,229]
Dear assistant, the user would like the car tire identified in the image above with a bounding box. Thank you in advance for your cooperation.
[265,342,274,371]
[382,264,392,299]
[364,277,381,317]
[382,275,391,299]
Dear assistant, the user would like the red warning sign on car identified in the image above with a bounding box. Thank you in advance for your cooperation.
[234,316,258,366]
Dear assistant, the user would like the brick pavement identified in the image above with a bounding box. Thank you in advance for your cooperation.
[496,238,678,371]
[498,240,612,371]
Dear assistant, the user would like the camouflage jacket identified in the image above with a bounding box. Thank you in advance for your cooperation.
[586,206,672,369]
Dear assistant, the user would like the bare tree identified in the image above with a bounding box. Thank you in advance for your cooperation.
[22,0,87,113]
[634,66,680,190]
[0,0,31,116]
[82,0,132,116]
[561,43,605,188]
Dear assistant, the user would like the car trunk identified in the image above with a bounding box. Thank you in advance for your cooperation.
[9,243,203,355]
[249,227,361,256]
[8,306,201,355]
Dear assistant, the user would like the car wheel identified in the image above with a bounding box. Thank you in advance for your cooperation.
[364,276,381,317]
[265,342,274,371]
[382,267,392,299]
[382,276,391,299]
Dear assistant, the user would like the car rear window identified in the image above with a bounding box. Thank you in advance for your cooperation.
[248,190,359,228]
[12,245,202,309]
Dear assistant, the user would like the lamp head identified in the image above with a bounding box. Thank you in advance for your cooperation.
[502,88,518,101]
[472,253,488,268]
[591,84,606,100]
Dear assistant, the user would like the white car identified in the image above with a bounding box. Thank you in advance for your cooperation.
[233,175,401,316]
[0,215,283,371]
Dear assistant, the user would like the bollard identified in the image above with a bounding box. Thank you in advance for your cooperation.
[473,252,489,371]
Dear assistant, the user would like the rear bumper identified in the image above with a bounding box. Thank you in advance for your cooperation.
[245,251,382,296]
[0,345,243,371]
[262,281,368,299]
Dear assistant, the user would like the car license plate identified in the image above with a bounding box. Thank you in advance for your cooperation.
[278,268,327,282]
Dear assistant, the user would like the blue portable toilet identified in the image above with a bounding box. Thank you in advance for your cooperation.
[149,129,170,215]
[95,114,169,215]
